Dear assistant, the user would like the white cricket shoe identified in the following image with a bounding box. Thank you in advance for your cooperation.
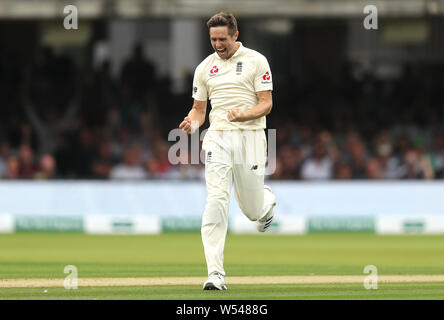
[257,185,276,232]
[203,272,227,290]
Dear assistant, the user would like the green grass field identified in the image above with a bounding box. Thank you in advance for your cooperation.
[1,233,444,299]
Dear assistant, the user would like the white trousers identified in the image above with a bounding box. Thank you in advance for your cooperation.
[201,129,276,276]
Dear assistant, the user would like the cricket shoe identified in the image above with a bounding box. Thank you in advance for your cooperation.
[203,272,227,290]
[257,185,276,232]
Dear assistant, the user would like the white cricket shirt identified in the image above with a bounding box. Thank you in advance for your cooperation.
[192,42,273,130]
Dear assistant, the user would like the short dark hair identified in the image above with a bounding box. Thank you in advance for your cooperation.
[206,12,238,36]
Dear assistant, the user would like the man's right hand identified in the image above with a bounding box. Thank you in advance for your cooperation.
[179,100,206,134]
[179,116,193,134]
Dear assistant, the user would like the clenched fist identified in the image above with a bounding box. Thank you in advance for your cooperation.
[179,116,197,134]
[227,108,245,122]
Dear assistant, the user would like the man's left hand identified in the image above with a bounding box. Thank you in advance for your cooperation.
[227,108,246,122]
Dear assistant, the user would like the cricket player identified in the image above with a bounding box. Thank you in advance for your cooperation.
[179,12,276,290]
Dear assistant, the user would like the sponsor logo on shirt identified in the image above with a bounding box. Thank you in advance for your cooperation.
[236,62,243,74]
[261,71,272,84]
[209,65,219,77]
[193,86,198,94]
[262,71,271,81]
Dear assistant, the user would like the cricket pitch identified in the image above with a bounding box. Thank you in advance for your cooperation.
[1,275,444,288]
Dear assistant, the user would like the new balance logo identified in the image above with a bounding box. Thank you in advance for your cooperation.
[264,217,273,230]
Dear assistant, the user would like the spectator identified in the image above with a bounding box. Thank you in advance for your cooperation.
[402,148,434,180]
[278,145,303,179]
[334,161,352,179]
[346,136,368,179]
[5,156,20,179]
[24,100,79,154]
[300,141,333,180]
[109,142,147,180]
[91,139,117,179]
[145,141,173,179]
[319,130,340,164]
[34,154,57,179]
[374,131,404,179]
[366,158,384,179]
[18,143,38,179]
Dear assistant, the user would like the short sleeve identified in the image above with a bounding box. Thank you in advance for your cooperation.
[253,55,273,92]
[192,64,208,101]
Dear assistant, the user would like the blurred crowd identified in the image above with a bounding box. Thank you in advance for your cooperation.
[1,43,444,180]
[270,125,444,180]
[0,43,203,181]
[269,62,444,180]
